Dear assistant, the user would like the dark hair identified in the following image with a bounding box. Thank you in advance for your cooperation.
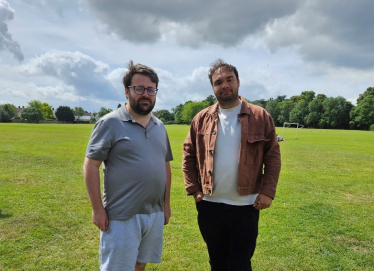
[208,59,239,85]
[122,60,159,88]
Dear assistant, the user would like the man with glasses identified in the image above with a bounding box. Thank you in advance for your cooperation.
[183,59,281,270]
[83,61,173,271]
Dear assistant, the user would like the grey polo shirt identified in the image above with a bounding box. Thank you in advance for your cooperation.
[85,104,173,220]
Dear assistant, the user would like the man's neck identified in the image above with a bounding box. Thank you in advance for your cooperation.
[126,103,151,128]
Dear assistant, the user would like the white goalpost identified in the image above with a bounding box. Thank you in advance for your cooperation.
[282,122,303,139]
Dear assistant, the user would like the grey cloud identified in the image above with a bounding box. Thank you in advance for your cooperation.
[263,0,374,70]
[86,0,374,70]
[18,0,81,17]
[85,0,300,46]
[0,1,24,62]
[17,51,122,100]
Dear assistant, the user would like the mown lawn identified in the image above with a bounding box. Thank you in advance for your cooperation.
[0,123,373,270]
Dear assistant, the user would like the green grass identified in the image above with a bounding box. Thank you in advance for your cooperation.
[0,123,373,270]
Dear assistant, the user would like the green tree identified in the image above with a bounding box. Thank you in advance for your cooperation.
[74,107,85,120]
[250,99,266,108]
[320,97,353,129]
[153,109,174,123]
[300,91,315,103]
[41,103,55,120]
[98,107,112,118]
[357,87,374,104]
[265,98,279,125]
[0,103,17,122]
[204,95,217,106]
[27,100,44,120]
[289,99,309,124]
[55,106,75,123]
[276,95,287,103]
[305,95,326,128]
[20,107,43,123]
[171,104,184,124]
[180,101,209,124]
[350,95,374,130]
[277,100,294,125]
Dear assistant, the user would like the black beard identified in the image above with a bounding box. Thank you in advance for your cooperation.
[216,92,239,107]
[129,97,155,115]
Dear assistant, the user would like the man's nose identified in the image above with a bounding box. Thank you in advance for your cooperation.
[222,80,229,88]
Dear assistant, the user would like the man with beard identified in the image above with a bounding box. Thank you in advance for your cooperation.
[183,59,281,271]
[83,61,173,271]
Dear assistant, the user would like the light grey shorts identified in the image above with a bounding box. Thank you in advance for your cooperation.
[100,212,164,271]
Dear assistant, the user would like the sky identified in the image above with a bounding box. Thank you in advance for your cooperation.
[1,0,373,112]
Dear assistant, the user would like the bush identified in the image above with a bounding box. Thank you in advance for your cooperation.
[370,124,374,131]
[20,107,43,123]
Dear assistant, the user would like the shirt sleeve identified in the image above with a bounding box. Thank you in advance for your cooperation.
[165,128,173,162]
[85,119,113,161]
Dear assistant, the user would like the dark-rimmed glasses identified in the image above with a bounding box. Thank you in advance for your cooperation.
[128,86,158,96]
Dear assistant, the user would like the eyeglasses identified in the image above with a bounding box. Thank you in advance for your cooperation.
[128,86,158,96]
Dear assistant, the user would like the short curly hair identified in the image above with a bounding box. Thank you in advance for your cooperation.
[208,59,239,86]
[122,60,159,88]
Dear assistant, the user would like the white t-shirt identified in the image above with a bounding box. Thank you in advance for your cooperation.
[204,100,258,205]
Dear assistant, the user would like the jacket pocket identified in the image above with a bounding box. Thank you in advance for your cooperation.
[246,135,269,165]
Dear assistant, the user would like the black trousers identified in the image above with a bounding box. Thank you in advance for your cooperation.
[196,200,259,271]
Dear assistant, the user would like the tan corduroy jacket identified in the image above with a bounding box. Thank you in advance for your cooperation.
[182,97,281,199]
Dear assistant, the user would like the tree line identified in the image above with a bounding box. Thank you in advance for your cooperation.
[0,100,114,123]
[1,87,373,130]
[153,87,374,131]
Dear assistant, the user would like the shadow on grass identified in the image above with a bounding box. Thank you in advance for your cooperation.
[0,209,12,219]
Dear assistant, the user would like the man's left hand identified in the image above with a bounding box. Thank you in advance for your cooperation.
[254,194,273,210]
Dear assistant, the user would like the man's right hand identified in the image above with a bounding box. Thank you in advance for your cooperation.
[92,208,109,231]
[193,191,204,202]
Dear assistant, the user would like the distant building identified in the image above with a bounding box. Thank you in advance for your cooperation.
[15,106,25,117]
[76,112,96,121]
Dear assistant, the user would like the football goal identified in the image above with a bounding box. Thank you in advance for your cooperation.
[282,122,303,139]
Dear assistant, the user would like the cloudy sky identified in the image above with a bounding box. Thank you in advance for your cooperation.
[1,0,373,112]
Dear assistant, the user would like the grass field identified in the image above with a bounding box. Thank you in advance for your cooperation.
[0,123,373,270]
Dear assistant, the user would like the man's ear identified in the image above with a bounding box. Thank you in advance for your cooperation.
[125,87,129,99]
[237,78,240,87]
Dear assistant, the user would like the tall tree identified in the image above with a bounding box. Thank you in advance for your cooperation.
[74,107,85,120]
[41,103,55,120]
[180,101,209,124]
[305,95,326,128]
[55,106,75,123]
[289,99,309,124]
[276,95,287,103]
[320,97,353,129]
[0,103,17,122]
[277,100,295,125]
[171,104,184,124]
[98,107,112,118]
[300,91,315,103]
[357,87,374,104]
[350,95,374,130]
[265,98,279,125]
[250,99,266,108]
[204,95,217,106]
[28,100,45,120]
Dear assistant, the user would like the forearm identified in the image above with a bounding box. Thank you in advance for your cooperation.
[83,157,104,211]
[165,162,171,205]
